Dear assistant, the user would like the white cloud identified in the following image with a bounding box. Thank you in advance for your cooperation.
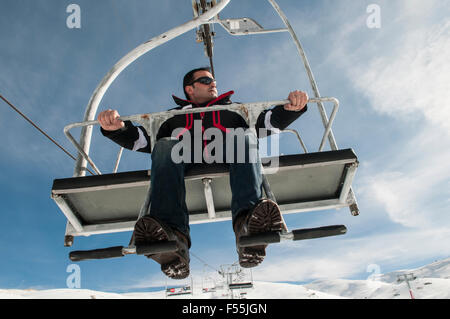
[364,171,431,228]
[350,21,450,133]
[359,122,450,228]
[337,8,450,228]
[398,0,442,21]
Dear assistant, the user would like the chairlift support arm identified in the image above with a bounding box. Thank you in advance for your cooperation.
[74,0,231,177]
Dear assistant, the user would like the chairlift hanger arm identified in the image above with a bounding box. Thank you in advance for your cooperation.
[74,0,231,177]
[195,0,216,76]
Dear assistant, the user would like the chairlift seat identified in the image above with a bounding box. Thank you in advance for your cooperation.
[51,148,358,242]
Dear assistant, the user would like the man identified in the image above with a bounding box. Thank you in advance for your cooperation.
[98,67,308,279]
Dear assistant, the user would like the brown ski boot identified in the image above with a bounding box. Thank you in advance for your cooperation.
[233,199,287,268]
[133,216,190,280]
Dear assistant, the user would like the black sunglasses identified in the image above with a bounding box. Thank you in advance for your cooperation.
[189,76,216,85]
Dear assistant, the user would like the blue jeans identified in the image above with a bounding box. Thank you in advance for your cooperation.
[148,132,263,237]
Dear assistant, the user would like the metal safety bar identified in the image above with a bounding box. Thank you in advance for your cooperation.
[64,97,340,176]
[281,129,308,153]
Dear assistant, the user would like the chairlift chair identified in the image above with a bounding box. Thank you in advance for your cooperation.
[228,282,253,290]
[51,0,360,262]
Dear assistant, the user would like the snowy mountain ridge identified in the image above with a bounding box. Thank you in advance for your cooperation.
[1,257,449,299]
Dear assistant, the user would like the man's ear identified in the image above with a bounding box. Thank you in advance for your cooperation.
[185,85,193,99]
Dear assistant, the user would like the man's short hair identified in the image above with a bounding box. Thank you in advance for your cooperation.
[183,67,211,100]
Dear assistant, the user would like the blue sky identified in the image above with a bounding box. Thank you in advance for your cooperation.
[1,0,449,292]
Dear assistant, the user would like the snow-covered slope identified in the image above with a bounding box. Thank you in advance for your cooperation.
[305,258,450,299]
[0,282,340,299]
[1,258,449,299]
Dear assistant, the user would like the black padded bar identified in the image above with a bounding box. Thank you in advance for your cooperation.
[135,241,178,255]
[69,246,124,262]
[52,170,150,192]
[292,225,347,240]
[52,149,357,192]
[238,225,347,247]
[238,232,281,247]
[185,148,357,176]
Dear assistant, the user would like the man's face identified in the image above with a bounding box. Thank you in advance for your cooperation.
[185,70,218,104]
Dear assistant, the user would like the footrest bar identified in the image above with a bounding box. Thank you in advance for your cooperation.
[69,246,125,262]
[239,225,347,247]
[69,241,179,261]
[135,241,178,255]
[292,225,347,241]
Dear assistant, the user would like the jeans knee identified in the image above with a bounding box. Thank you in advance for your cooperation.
[244,131,259,163]
[243,131,258,147]
[152,138,178,162]
[226,130,259,164]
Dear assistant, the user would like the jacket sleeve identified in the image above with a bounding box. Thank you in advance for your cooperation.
[100,120,151,153]
[255,104,308,138]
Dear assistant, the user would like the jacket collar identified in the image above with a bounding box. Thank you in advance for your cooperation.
[172,90,234,107]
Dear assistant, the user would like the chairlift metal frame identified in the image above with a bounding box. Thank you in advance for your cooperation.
[51,0,360,258]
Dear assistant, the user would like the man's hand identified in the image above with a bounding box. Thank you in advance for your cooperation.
[98,109,125,131]
[284,90,308,111]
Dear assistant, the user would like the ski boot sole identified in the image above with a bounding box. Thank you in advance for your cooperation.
[133,216,190,280]
[238,199,286,268]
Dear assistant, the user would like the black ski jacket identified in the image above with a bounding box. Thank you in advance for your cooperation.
[100,90,307,153]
